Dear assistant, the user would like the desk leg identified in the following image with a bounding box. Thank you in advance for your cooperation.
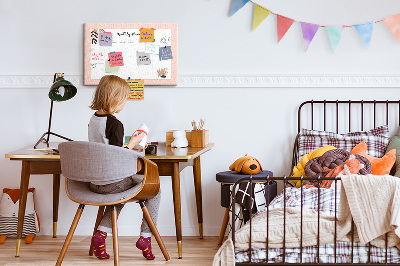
[171,162,182,259]
[193,157,203,239]
[16,161,31,257]
[53,174,60,238]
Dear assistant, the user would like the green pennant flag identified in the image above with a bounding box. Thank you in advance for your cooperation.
[252,4,271,31]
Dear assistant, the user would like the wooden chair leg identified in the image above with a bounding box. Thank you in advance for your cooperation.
[56,204,85,266]
[89,206,105,256]
[139,201,170,261]
[111,205,119,266]
[218,208,230,245]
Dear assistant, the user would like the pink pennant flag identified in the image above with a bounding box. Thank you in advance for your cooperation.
[383,14,400,44]
[301,22,320,52]
[277,15,295,43]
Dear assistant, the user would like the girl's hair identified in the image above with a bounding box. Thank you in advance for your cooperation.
[90,75,130,114]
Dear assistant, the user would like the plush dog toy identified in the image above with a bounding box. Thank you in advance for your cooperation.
[230,154,263,175]
[0,188,39,244]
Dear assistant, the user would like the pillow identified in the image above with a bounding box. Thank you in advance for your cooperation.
[296,125,390,163]
[386,127,400,177]
[351,140,396,175]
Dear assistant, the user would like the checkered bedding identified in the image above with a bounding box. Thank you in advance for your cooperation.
[235,187,400,264]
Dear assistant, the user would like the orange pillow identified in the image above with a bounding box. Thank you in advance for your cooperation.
[351,140,396,175]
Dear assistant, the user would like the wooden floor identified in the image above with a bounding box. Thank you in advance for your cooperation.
[0,235,223,265]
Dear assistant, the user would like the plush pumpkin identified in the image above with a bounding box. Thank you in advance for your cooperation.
[351,140,396,175]
[229,154,263,175]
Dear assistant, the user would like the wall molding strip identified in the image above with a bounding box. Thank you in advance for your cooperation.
[0,75,399,88]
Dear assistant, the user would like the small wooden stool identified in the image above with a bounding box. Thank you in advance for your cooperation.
[216,170,276,245]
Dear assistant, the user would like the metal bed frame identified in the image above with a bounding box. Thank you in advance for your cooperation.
[232,100,400,265]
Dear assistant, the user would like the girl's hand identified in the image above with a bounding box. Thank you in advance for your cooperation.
[126,131,145,150]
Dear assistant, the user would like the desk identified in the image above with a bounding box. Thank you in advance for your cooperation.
[5,142,213,258]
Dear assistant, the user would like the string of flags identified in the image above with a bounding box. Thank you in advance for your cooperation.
[230,0,400,52]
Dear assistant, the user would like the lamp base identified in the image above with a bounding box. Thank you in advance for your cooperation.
[33,132,73,149]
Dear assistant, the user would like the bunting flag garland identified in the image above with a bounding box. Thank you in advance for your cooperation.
[277,15,295,43]
[354,22,374,49]
[301,22,319,52]
[383,14,400,44]
[229,0,400,52]
[253,4,271,31]
[326,26,345,52]
[230,0,250,17]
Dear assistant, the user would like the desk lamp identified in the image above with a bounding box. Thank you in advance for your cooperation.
[33,73,77,149]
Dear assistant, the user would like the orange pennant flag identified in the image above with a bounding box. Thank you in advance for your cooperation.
[277,15,295,43]
[383,14,400,44]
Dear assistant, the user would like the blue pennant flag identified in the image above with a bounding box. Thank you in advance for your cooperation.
[230,0,250,17]
[326,26,345,53]
[354,22,374,49]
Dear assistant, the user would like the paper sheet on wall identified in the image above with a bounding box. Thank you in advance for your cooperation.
[126,79,144,100]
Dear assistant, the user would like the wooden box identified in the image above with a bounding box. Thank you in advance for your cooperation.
[190,130,209,148]
[166,130,192,146]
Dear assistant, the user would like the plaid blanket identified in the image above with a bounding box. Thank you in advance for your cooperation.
[235,186,400,263]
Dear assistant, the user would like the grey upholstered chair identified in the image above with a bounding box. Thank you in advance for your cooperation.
[55,141,169,266]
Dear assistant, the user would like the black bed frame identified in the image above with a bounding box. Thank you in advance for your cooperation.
[232,100,400,265]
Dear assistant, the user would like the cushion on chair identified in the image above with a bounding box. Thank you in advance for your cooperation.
[66,175,144,204]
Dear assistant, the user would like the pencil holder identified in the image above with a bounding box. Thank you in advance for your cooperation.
[191,130,209,148]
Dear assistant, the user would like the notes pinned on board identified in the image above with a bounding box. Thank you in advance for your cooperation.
[108,52,124,67]
[140,28,155,42]
[99,32,112,46]
[159,46,173,61]
[105,61,120,73]
[137,52,151,66]
[126,78,144,100]
[145,43,159,54]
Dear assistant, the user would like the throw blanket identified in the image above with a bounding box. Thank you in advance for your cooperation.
[213,174,400,266]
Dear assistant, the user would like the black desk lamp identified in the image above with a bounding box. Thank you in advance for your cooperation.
[34,73,77,149]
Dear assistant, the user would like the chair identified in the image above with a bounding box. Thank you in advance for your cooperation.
[55,141,170,265]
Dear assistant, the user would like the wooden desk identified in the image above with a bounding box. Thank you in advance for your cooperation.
[5,142,213,259]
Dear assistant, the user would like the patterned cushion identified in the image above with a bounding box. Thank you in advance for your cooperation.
[296,125,390,164]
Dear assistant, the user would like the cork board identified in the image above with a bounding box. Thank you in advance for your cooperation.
[84,23,178,85]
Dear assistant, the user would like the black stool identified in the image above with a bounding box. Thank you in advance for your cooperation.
[216,170,276,245]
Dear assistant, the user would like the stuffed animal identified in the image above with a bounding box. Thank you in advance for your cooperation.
[0,188,39,244]
[171,130,188,148]
[230,154,263,175]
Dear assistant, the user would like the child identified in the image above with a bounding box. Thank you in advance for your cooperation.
[88,75,161,260]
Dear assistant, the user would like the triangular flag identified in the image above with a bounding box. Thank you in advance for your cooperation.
[230,0,250,17]
[354,22,374,49]
[252,4,271,31]
[301,22,319,52]
[326,25,345,52]
[383,14,400,44]
[277,15,295,43]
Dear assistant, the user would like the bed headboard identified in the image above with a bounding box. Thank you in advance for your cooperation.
[292,100,400,169]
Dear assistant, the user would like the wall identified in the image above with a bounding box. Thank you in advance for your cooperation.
[0,0,399,236]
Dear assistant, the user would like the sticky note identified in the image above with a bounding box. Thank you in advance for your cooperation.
[159,46,173,61]
[137,52,151,66]
[145,43,159,54]
[105,61,120,73]
[140,28,155,43]
[126,79,144,100]
[108,52,124,67]
[99,32,112,46]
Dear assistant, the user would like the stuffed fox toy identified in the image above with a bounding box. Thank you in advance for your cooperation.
[0,188,39,244]
[230,154,263,175]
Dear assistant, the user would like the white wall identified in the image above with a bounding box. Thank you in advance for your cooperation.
[0,0,400,236]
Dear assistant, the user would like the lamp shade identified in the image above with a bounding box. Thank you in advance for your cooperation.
[48,76,77,102]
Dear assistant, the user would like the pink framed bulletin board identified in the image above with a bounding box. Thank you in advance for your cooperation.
[84,23,178,86]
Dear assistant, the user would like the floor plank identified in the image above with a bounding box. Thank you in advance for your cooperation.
[0,236,222,265]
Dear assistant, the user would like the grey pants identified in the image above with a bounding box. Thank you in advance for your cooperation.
[89,176,161,236]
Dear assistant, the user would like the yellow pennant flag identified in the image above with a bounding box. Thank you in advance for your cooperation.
[253,4,271,31]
